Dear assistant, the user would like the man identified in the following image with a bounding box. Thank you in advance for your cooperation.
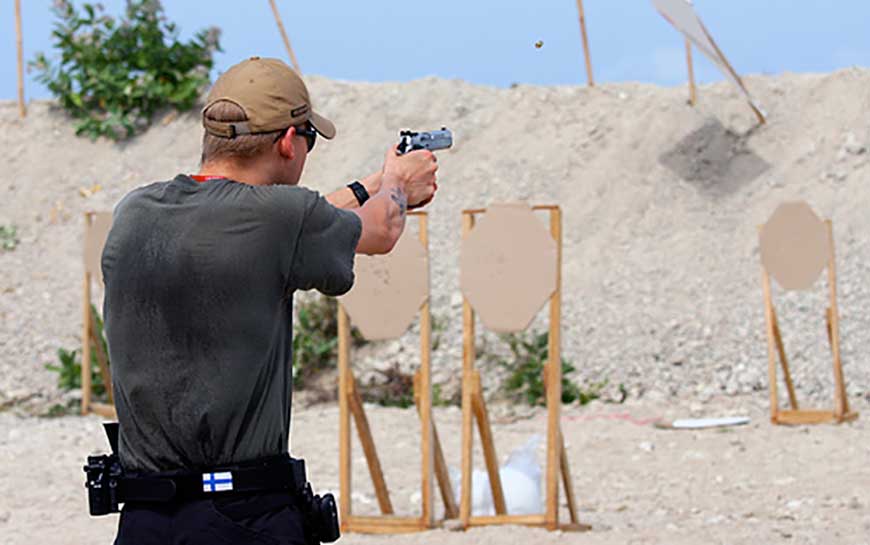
[100,57,438,544]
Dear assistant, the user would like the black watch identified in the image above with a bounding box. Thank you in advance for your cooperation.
[347,180,370,206]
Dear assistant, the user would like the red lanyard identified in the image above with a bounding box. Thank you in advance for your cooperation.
[190,175,225,183]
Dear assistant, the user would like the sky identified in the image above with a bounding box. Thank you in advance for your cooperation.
[1,0,869,101]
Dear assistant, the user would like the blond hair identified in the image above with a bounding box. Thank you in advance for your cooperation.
[200,100,283,164]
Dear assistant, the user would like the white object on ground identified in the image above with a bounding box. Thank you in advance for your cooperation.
[449,435,544,516]
[668,416,750,429]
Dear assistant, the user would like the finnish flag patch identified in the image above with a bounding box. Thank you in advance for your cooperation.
[202,471,233,493]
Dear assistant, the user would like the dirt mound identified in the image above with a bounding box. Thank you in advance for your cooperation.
[2,69,869,412]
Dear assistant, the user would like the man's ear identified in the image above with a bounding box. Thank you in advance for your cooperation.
[276,127,297,161]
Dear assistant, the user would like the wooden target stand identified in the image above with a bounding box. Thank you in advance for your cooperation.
[81,211,117,418]
[759,205,858,425]
[459,205,586,532]
[337,212,458,534]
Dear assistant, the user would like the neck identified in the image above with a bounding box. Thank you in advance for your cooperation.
[198,158,275,186]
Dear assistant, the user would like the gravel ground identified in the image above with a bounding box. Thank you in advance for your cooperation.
[1,398,868,544]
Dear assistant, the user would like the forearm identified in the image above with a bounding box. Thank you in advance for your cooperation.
[325,172,383,209]
[351,181,407,255]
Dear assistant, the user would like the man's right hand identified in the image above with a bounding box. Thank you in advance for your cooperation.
[382,146,438,208]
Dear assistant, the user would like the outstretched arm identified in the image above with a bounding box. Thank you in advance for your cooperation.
[349,146,437,255]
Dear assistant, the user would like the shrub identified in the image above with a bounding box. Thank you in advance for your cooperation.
[31,0,221,140]
[44,305,108,399]
[496,330,610,406]
[292,295,365,389]
[0,225,19,251]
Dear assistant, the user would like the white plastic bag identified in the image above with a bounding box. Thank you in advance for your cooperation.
[450,435,544,516]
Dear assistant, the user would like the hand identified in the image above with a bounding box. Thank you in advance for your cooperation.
[382,145,438,208]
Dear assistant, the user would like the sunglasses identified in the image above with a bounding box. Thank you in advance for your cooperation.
[274,122,317,152]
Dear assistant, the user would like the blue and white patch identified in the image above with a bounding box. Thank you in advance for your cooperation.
[202,471,233,493]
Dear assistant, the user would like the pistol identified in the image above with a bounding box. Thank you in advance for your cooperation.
[397,128,453,155]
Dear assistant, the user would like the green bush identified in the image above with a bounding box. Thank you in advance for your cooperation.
[292,296,365,389]
[496,330,609,406]
[31,0,221,140]
[0,225,19,251]
[45,305,108,399]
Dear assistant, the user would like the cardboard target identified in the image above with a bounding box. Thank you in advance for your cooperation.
[340,228,429,340]
[760,201,830,291]
[460,202,557,333]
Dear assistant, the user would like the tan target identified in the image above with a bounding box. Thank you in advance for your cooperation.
[339,228,429,341]
[760,201,829,291]
[758,202,857,426]
[460,202,557,333]
[83,211,113,286]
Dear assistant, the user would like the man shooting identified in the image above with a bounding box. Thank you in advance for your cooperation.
[98,57,438,544]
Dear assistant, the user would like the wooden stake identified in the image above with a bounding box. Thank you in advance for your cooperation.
[825,221,848,418]
[417,214,434,527]
[575,0,594,87]
[349,380,394,515]
[685,37,696,106]
[81,271,92,415]
[459,212,476,528]
[559,431,579,525]
[761,265,780,422]
[545,207,563,530]
[268,0,302,73]
[471,373,507,515]
[771,309,798,410]
[89,310,113,405]
[338,304,352,527]
[15,0,26,118]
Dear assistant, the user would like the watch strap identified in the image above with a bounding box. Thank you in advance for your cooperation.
[347,180,370,206]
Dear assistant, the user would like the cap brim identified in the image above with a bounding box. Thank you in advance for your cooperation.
[310,111,336,140]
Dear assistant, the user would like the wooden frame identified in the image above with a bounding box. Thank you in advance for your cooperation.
[459,205,587,532]
[760,220,858,425]
[81,211,116,418]
[337,212,458,534]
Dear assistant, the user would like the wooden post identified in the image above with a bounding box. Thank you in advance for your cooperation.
[81,272,92,415]
[15,0,26,118]
[825,221,848,418]
[761,265,780,422]
[544,207,562,530]
[417,214,434,527]
[348,381,394,515]
[471,373,507,515]
[575,0,594,87]
[338,305,352,527]
[771,310,798,409]
[459,212,476,527]
[268,0,302,73]
[685,37,696,106]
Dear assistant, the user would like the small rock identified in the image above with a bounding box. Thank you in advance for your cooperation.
[638,441,655,452]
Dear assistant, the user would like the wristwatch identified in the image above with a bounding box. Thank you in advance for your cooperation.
[347,180,369,206]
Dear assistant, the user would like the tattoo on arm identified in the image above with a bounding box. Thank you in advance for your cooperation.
[389,187,408,217]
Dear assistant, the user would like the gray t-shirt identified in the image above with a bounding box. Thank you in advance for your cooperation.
[102,174,361,473]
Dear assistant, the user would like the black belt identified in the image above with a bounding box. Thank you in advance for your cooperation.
[120,455,307,503]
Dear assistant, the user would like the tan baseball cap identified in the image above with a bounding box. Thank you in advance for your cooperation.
[202,57,336,140]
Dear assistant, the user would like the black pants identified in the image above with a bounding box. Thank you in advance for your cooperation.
[114,491,308,545]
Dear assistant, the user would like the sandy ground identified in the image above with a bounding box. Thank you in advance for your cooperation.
[1,396,868,544]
